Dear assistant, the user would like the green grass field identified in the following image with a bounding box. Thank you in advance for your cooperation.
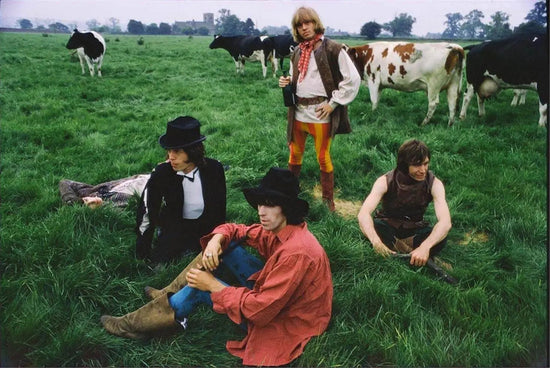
[0,32,547,367]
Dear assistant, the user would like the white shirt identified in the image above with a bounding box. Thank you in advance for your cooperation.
[177,168,204,219]
[290,41,361,123]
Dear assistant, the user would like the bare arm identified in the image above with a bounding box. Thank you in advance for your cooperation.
[409,178,452,266]
[358,176,395,257]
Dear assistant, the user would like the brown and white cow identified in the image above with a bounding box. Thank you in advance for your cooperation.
[346,42,464,126]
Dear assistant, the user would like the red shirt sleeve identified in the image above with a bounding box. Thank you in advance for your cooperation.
[211,253,310,326]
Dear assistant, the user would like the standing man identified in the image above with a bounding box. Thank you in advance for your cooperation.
[101,168,333,367]
[136,116,226,264]
[279,6,361,211]
[357,139,452,266]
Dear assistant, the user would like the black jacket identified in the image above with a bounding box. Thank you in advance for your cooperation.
[135,158,226,259]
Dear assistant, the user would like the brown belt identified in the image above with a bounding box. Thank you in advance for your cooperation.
[296,96,327,105]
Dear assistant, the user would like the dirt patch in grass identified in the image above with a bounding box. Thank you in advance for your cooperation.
[312,185,362,219]
[458,230,489,245]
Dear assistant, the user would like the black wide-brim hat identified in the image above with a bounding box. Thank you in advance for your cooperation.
[243,167,309,218]
[159,116,206,149]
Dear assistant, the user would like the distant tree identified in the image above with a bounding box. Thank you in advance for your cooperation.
[197,26,210,36]
[108,17,122,33]
[525,1,547,27]
[127,19,145,34]
[360,21,382,39]
[460,9,485,39]
[383,13,416,37]
[86,19,99,30]
[146,23,159,34]
[219,15,243,35]
[181,27,195,35]
[485,11,513,39]
[48,22,69,33]
[17,19,33,29]
[514,20,546,35]
[215,9,232,32]
[442,13,463,39]
[243,18,256,35]
[158,22,171,35]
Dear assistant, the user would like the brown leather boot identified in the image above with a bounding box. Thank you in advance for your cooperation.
[144,252,203,300]
[100,295,181,339]
[320,171,335,211]
[288,164,302,177]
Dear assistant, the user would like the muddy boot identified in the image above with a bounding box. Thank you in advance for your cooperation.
[288,164,302,177]
[320,171,335,211]
[100,295,182,339]
[144,252,203,300]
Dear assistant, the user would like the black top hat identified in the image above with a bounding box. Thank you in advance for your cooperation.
[243,167,309,219]
[158,116,206,149]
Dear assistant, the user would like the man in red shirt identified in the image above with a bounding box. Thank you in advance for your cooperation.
[101,168,333,367]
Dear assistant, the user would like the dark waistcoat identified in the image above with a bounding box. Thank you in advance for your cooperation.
[375,169,435,229]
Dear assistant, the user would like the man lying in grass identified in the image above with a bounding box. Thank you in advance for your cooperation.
[358,139,452,266]
[101,167,333,367]
[59,174,150,209]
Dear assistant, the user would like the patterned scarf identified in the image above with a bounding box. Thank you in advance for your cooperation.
[297,33,322,83]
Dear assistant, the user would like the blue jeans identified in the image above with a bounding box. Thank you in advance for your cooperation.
[168,244,263,320]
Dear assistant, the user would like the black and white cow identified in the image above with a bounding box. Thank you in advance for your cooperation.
[459,33,548,127]
[209,35,268,77]
[261,34,298,77]
[66,29,106,77]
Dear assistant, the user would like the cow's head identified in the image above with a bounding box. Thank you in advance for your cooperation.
[209,34,223,49]
[66,29,83,50]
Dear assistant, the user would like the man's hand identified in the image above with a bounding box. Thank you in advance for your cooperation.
[372,241,396,257]
[186,268,225,293]
[202,235,223,271]
[278,76,291,87]
[409,245,430,266]
[82,196,103,209]
[315,102,334,120]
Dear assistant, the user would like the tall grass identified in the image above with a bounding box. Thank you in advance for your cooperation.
[0,32,547,367]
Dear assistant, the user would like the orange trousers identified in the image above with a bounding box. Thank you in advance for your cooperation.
[288,121,333,173]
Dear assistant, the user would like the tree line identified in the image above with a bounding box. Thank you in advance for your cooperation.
[360,1,546,39]
[16,1,546,39]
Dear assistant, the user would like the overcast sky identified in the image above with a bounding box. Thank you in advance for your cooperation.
[0,0,539,35]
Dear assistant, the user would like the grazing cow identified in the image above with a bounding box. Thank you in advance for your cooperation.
[261,35,298,77]
[209,35,268,77]
[66,29,106,77]
[459,34,548,127]
[346,42,464,126]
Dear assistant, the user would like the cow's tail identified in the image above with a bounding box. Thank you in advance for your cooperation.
[446,46,466,115]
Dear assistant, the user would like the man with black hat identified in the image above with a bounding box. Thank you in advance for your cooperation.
[135,116,226,264]
[101,167,333,367]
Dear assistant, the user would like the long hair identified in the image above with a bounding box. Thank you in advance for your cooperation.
[396,139,431,174]
[184,142,207,168]
[290,6,325,43]
[281,203,306,225]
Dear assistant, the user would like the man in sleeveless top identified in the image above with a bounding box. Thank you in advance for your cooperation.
[358,139,452,267]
